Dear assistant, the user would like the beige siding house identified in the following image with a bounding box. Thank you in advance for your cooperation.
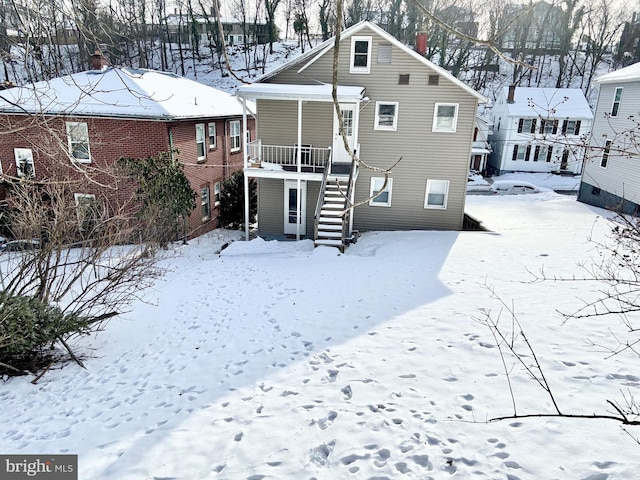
[237,21,487,249]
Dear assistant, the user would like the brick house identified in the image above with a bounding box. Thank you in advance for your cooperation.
[0,53,254,239]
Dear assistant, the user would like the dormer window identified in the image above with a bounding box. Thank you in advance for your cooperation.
[350,36,372,74]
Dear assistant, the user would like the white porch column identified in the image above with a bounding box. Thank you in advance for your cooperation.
[296,100,302,240]
[244,172,250,241]
[242,97,248,168]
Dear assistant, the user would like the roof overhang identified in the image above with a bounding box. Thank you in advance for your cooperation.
[237,83,365,102]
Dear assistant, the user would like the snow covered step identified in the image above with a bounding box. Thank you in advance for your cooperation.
[317,223,342,231]
[318,216,343,224]
[324,196,344,203]
[322,203,343,210]
[314,239,344,247]
[320,209,343,217]
[317,230,342,238]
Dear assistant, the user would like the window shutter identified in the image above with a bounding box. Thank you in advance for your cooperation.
[552,121,558,134]
[574,120,581,135]
[534,145,540,162]
[561,120,568,134]
[525,145,531,161]
[517,119,524,133]
[546,146,553,162]
[512,145,519,161]
[531,119,537,133]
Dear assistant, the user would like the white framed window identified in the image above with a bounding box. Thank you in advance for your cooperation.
[562,119,581,135]
[66,122,91,162]
[201,185,211,221]
[517,118,536,134]
[208,122,216,149]
[432,103,458,132]
[214,181,221,206]
[14,148,34,177]
[600,139,612,168]
[230,120,241,152]
[369,177,392,207]
[74,193,97,231]
[611,87,623,117]
[374,102,399,131]
[424,179,449,209]
[196,123,206,160]
[512,144,531,162]
[350,36,372,74]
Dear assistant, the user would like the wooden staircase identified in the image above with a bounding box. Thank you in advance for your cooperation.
[315,179,349,249]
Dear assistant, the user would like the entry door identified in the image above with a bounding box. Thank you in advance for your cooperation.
[284,180,307,235]
[332,104,357,163]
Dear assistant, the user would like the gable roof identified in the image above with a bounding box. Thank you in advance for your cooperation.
[256,21,487,103]
[596,62,640,85]
[499,86,593,119]
[0,67,249,120]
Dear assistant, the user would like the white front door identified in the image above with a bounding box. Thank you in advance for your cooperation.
[284,180,307,235]
[332,103,357,163]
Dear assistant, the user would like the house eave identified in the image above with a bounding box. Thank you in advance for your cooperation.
[237,83,365,102]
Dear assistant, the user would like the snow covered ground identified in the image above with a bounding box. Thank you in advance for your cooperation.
[3,192,640,479]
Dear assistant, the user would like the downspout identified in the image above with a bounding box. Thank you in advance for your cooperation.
[296,100,302,241]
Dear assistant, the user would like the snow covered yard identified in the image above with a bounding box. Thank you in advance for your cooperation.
[2,193,640,479]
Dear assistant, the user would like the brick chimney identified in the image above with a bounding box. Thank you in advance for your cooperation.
[415,32,427,57]
[507,85,516,104]
[90,51,108,71]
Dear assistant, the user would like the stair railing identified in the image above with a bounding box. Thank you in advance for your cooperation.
[340,158,358,249]
[313,150,332,240]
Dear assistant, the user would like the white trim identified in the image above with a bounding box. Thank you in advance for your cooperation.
[14,148,34,177]
[208,122,217,149]
[611,86,623,118]
[66,121,91,163]
[369,177,392,207]
[432,103,459,133]
[196,123,206,160]
[374,102,399,131]
[350,36,372,74]
[230,120,241,152]
[424,179,449,209]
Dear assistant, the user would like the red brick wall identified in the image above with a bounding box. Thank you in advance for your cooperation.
[0,114,255,240]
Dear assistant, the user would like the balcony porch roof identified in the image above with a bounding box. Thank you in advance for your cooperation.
[237,83,366,102]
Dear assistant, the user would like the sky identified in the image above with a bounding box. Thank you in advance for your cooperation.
[2,189,640,479]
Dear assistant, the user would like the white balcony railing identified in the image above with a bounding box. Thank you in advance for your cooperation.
[247,140,331,172]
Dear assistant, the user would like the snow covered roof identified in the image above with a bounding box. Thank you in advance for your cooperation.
[255,21,487,104]
[237,83,365,102]
[596,62,640,84]
[500,86,593,119]
[0,67,250,120]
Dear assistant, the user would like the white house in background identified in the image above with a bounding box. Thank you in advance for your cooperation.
[488,86,593,175]
[470,115,493,174]
[578,62,640,214]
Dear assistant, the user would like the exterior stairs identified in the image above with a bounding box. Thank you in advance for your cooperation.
[315,179,349,250]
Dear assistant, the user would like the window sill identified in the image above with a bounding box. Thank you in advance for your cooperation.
[230,148,241,154]
[197,157,207,163]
